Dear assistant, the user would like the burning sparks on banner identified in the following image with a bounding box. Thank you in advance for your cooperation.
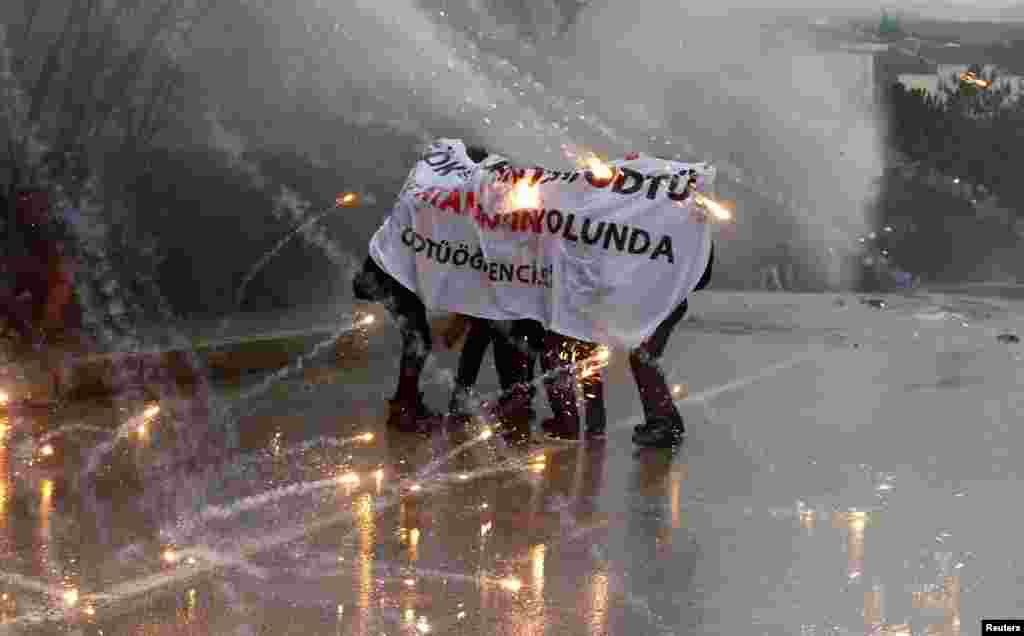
[336,192,360,207]
[561,144,616,182]
[693,192,734,222]
[959,71,991,89]
[508,179,541,209]
[584,154,615,182]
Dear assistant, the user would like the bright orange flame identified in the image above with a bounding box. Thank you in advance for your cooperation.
[585,155,614,181]
[337,192,359,207]
[361,432,374,442]
[694,193,733,221]
[509,179,540,209]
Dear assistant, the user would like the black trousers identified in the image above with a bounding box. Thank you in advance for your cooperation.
[353,256,431,402]
[454,317,544,393]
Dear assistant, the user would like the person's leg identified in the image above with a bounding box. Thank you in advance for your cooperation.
[356,257,436,431]
[386,284,431,401]
[630,245,714,448]
[449,317,493,415]
[0,292,35,344]
[630,306,683,415]
[571,340,607,438]
[490,319,536,444]
[518,320,545,422]
[540,332,584,440]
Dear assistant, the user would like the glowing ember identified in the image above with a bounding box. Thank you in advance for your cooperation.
[162,548,178,564]
[0,390,8,405]
[409,483,422,492]
[498,578,522,592]
[458,474,469,481]
[694,193,733,222]
[580,346,611,379]
[143,404,160,419]
[62,588,79,607]
[359,314,375,326]
[361,432,375,442]
[584,154,614,181]
[338,472,360,486]
[509,179,540,209]
[336,192,359,207]
[478,428,493,440]
[39,444,54,457]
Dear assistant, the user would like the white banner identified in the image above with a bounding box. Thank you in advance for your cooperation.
[369,139,715,348]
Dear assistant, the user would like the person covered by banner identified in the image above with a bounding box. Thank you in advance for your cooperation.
[361,139,720,445]
[540,245,714,447]
[354,141,544,434]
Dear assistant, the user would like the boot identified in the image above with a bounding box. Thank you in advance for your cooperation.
[386,391,437,434]
[632,412,686,448]
[583,373,606,439]
[541,414,579,441]
[445,386,475,434]
[498,383,533,446]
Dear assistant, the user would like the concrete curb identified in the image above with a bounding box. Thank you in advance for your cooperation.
[2,327,370,404]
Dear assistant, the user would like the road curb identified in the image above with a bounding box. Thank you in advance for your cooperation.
[2,328,370,404]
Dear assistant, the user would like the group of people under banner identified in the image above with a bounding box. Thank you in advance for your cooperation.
[354,146,713,449]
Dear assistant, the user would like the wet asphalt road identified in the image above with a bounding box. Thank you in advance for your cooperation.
[0,291,1022,635]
